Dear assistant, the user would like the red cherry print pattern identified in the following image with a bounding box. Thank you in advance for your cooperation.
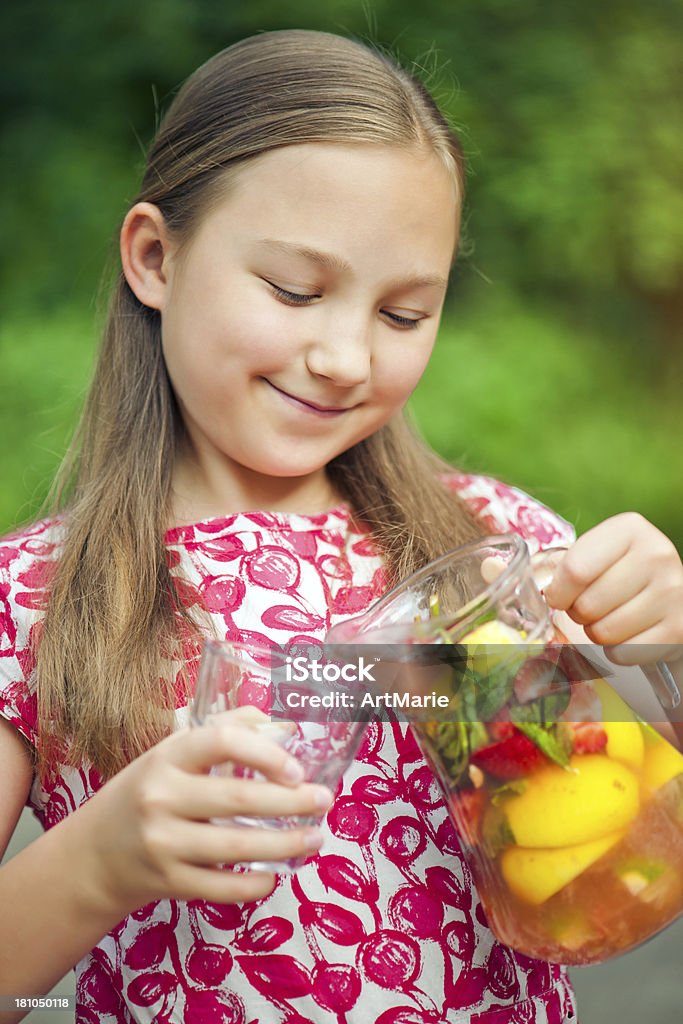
[1,478,578,1022]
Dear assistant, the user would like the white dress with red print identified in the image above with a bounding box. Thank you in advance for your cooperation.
[0,474,579,1024]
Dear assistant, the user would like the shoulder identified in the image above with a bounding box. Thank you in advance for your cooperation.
[0,517,64,610]
[443,471,576,554]
[0,518,64,747]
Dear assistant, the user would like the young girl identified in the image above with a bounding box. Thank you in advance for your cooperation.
[1,28,681,1024]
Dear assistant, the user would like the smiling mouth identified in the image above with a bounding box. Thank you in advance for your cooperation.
[264,379,353,417]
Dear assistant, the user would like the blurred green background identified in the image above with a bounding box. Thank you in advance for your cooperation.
[1,0,682,546]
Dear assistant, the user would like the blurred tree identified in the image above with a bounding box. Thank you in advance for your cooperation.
[381,1,683,352]
[3,0,681,344]
[1,0,680,544]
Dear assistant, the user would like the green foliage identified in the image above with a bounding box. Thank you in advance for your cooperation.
[1,0,681,549]
[395,0,683,304]
[3,1,682,314]
[0,309,97,532]
[409,286,682,547]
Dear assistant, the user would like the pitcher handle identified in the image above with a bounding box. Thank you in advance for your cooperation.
[642,662,681,713]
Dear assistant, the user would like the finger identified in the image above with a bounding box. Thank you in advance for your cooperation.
[602,632,680,667]
[203,708,297,742]
[172,773,334,821]
[168,723,305,783]
[544,525,632,610]
[582,588,667,646]
[563,561,649,627]
[481,556,507,585]
[170,818,325,867]
[172,863,277,904]
[221,706,271,727]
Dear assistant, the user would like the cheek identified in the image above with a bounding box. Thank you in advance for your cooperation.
[162,287,292,377]
[373,338,436,401]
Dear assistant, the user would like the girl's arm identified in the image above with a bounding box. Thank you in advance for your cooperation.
[0,720,132,1018]
[0,711,331,1021]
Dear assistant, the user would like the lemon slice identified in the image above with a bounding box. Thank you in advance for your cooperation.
[461,621,527,645]
[460,620,537,673]
[642,738,683,794]
[501,830,625,905]
[501,754,640,847]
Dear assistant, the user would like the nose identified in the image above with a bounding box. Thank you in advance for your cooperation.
[305,317,372,389]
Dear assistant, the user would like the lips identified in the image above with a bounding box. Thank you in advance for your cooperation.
[264,379,353,416]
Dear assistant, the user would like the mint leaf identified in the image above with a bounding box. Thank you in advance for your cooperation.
[513,722,571,768]
[466,720,490,755]
[490,780,527,805]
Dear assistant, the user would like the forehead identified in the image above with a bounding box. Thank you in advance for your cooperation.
[201,142,460,271]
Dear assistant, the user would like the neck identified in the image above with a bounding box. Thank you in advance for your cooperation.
[169,448,342,528]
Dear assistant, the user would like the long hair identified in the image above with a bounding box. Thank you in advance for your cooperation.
[37,30,484,782]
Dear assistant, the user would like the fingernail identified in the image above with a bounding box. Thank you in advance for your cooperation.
[283,758,305,783]
[304,828,324,850]
[315,786,334,811]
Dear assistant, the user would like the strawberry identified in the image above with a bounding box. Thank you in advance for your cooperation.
[470,728,549,779]
[513,656,566,704]
[488,720,516,741]
[564,721,608,754]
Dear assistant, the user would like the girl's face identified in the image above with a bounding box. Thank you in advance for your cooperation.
[158,142,458,514]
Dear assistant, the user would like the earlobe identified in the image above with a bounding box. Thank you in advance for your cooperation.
[120,202,174,311]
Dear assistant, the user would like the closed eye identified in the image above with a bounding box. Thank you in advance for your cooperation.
[382,311,423,329]
[268,282,319,305]
[267,280,424,328]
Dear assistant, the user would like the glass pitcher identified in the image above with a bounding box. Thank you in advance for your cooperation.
[326,534,683,965]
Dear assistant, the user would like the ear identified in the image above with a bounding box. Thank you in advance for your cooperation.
[120,202,175,311]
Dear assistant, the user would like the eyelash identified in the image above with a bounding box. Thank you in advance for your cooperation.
[271,284,318,306]
[269,284,422,330]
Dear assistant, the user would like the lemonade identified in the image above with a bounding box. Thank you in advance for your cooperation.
[326,534,683,964]
[413,625,683,964]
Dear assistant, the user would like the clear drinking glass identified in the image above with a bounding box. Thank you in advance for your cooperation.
[190,638,368,873]
[326,534,683,964]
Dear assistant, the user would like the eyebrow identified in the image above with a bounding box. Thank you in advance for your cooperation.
[255,238,448,291]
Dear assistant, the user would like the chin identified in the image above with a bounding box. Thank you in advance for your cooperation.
[244,442,350,478]
[246,455,332,480]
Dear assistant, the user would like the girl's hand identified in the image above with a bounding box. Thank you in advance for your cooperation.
[544,512,683,666]
[76,707,333,916]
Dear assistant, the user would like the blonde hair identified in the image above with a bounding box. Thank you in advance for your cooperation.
[37,29,484,782]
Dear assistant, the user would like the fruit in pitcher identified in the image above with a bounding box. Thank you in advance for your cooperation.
[615,858,682,911]
[563,722,608,754]
[471,727,550,779]
[461,621,525,646]
[501,754,640,847]
[603,721,645,771]
[501,830,625,905]
[615,858,666,897]
[547,908,596,952]
[590,679,645,770]
[460,620,533,674]
[641,736,683,794]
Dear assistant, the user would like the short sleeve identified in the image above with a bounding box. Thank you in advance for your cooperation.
[445,472,576,554]
[0,548,43,750]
